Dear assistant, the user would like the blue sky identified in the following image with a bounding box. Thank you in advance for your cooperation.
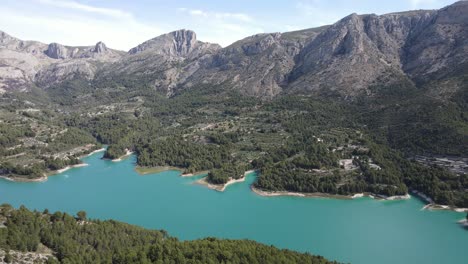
[0,0,460,50]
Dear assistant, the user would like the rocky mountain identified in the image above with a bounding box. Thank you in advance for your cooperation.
[181,27,326,97]
[0,31,123,92]
[128,29,220,58]
[98,29,221,96]
[0,1,467,98]
[288,1,468,97]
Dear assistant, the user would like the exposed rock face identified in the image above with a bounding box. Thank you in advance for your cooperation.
[35,60,98,87]
[0,31,48,56]
[181,28,324,97]
[403,1,468,83]
[99,29,221,96]
[45,43,69,59]
[0,1,467,97]
[287,1,468,96]
[0,30,18,47]
[286,12,433,96]
[94,41,107,53]
[0,34,124,92]
[128,29,218,58]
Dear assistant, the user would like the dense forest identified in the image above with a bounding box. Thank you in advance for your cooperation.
[1,79,466,207]
[136,137,233,174]
[0,157,81,179]
[0,205,335,264]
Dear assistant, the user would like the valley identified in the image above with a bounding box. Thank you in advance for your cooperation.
[0,1,467,263]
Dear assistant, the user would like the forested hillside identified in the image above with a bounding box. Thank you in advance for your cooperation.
[1,78,467,207]
[0,205,335,264]
[0,1,467,208]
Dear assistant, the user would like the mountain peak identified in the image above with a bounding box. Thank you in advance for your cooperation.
[170,29,196,39]
[0,30,19,46]
[437,0,468,24]
[93,41,108,53]
[45,42,68,59]
[169,29,197,55]
[128,29,201,57]
[0,30,10,40]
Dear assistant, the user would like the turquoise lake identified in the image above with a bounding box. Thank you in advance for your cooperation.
[0,151,466,264]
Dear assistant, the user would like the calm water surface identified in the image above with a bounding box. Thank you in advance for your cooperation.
[0,152,466,264]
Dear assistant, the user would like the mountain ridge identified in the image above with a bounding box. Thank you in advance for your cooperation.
[0,1,467,97]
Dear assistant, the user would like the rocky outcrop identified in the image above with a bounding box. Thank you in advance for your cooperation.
[128,29,220,58]
[403,1,468,83]
[97,29,221,96]
[0,34,124,91]
[45,43,69,59]
[0,1,467,97]
[287,11,434,96]
[181,28,324,97]
[35,60,97,87]
[286,1,468,97]
[93,41,107,53]
[45,41,121,60]
[0,30,18,47]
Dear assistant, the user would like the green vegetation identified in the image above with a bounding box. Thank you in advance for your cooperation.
[103,145,127,160]
[0,157,82,179]
[0,205,335,264]
[1,76,466,207]
[135,166,183,175]
[137,137,230,173]
[0,100,99,179]
[207,163,248,184]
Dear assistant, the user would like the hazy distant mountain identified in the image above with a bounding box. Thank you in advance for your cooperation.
[0,30,124,93]
[0,1,467,98]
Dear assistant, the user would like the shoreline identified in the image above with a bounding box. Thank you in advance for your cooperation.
[458,219,468,228]
[111,150,134,162]
[134,165,209,177]
[421,203,468,213]
[0,175,47,183]
[0,145,104,183]
[181,170,210,177]
[53,163,89,174]
[83,147,105,158]
[135,166,183,175]
[250,187,412,201]
[0,163,89,183]
[251,187,354,199]
[196,170,256,192]
[196,177,245,192]
[411,190,468,213]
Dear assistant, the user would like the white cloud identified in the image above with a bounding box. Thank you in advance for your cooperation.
[214,13,253,22]
[409,0,439,8]
[36,0,132,18]
[0,6,162,51]
[175,7,260,46]
[189,9,208,17]
[295,1,341,26]
[200,24,265,47]
[178,8,253,23]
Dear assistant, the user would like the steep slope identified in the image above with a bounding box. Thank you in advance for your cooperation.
[0,31,123,92]
[0,31,50,92]
[0,1,467,98]
[288,11,434,96]
[180,27,326,97]
[403,1,468,83]
[127,29,219,58]
[288,1,468,97]
[98,29,221,96]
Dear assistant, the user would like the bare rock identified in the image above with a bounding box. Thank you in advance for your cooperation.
[45,43,69,59]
